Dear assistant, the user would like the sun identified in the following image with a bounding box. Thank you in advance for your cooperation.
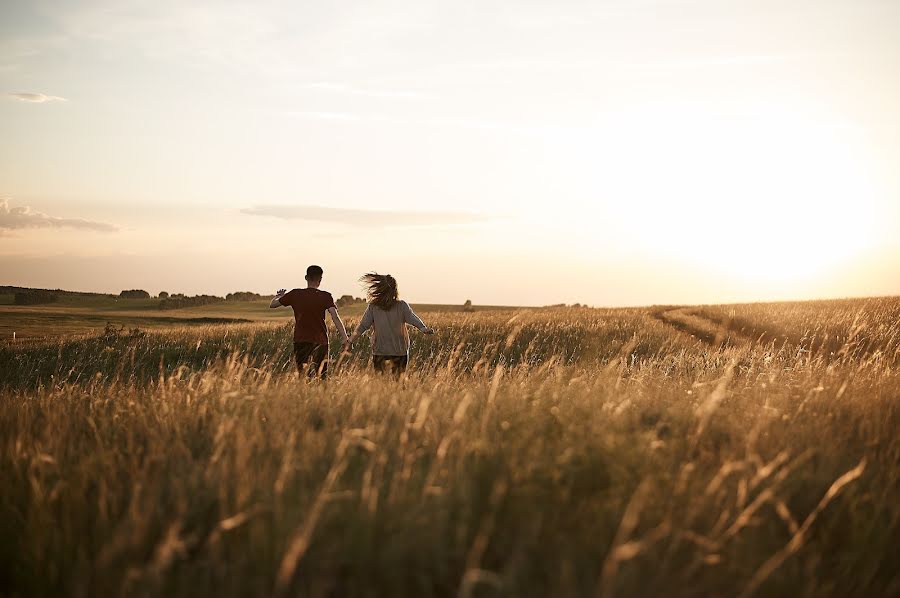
[577,104,880,284]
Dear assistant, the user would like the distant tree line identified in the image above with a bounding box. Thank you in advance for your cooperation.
[159,294,224,310]
[14,290,59,305]
[5,284,374,311]
[156,291,269,310]
[2,286,112,298]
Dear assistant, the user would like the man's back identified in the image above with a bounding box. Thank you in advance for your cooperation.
[279,288,335,345]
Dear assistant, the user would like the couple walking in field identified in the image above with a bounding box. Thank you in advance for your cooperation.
[270,265,434,379]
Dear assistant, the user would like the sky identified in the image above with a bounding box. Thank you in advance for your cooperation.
[1,0,899,306]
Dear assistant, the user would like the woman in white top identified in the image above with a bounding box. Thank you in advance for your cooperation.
[345,273,434,375]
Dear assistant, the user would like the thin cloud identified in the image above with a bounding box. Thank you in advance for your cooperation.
[7,92,68,103]
[305,82,427,100]
[287,111,529,132]
[0,200,117,232]
[242,204,488,228]
[288,111,363,121]
[624,52,830,72]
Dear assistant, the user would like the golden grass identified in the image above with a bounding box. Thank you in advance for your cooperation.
[1,302,898,597]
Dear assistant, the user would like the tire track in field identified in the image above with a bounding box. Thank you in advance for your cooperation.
[651,307,750,348]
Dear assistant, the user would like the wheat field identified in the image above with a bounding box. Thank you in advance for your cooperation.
[1,301,898,597]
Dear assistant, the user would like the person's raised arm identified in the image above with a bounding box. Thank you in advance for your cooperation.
[269,289,287,308]
[328,307,350,346]
[403,301,434,334]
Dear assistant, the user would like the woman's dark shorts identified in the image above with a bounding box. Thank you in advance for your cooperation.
[373,354,408,375]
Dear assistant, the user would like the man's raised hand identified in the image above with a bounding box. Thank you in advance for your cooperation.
[276,288,287,296]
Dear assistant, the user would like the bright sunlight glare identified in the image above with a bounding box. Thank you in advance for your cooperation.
[570,105,881,284]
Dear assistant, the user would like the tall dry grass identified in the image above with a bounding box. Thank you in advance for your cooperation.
[696,297,900,359]
[1,304,898,597]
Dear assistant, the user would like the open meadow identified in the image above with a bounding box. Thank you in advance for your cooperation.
[0,290,517,340]
[1,297,898,597]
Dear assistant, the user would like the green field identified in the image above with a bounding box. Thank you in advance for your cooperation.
[1,295,898,597]
[0,291,516,340]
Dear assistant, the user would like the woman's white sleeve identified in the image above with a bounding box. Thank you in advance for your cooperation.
[403,301,428,331]
[356,305,375,334]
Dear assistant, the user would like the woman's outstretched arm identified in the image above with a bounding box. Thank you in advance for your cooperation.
[346,304,375,349]
[403,302,434,334]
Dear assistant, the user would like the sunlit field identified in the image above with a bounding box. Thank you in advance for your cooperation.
[1,300,898,597]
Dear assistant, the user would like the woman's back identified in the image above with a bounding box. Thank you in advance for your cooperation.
[357,300,427,356]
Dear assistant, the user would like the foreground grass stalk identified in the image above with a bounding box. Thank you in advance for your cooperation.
[738,459,868,598]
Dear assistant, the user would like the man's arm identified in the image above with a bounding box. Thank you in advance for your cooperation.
[269,289,287,308]
[328,307,350,346]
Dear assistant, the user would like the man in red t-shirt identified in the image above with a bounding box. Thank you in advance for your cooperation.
[270,265,349,379]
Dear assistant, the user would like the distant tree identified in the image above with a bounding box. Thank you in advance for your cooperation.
[226,291,263,302]
[158,291,169,299]
[336,295,365,307]
[463,299,474,312]
[119,289,150,299]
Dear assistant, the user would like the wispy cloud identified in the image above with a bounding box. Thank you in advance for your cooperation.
[7,92,68,103]
[623,52,831,72]
[242,204,488,228]
[288,111,364,121]
[0,200,117,232]
[286,111,534,132]
[305,82,427,100]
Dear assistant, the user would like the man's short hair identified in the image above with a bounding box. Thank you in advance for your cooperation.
[306,265,324,280]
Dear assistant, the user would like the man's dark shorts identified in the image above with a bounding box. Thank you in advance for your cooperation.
[294,342,328,379]
[373,354,408,376]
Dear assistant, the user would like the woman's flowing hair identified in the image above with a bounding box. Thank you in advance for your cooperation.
[361,272,399,310]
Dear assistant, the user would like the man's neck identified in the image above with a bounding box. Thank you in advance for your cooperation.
[306,285,320,290]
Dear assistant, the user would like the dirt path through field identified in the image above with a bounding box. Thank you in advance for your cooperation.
[651,307,752,348]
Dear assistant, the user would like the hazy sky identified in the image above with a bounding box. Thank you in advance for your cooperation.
[2,0,899,306]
